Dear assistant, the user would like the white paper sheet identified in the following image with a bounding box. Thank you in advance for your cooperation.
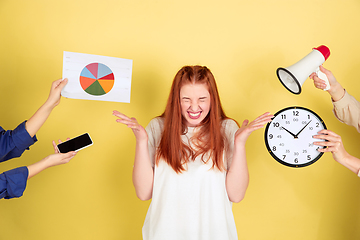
[62,51,133,103]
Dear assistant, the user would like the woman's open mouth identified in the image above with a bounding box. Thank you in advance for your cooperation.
[188,111,202,119]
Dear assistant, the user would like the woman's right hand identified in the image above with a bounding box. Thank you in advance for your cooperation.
[113,111,148,142]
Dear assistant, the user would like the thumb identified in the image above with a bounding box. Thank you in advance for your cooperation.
[319,65,330,75]
[241,119,249,127]
[62,151,77,159]
[56,78,68,90]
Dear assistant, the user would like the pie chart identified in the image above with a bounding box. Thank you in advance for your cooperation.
[80,63,115,96]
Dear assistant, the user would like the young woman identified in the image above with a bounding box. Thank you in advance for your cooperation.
[113,66,273,240]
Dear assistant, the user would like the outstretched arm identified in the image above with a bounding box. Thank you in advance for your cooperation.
[313,129,360,175]
[25,79,68,137]
[226,112,273,203]
[113,111,154,201]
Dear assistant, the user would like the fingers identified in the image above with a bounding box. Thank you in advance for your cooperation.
[53,151,77,166]
[62,151,77,161]
[313,79,327,89]
[52,138,72,154]
[113,110,136,122]
[239,112,273,134]
[113,110,130,119]
[309,72,316,79]
[256,112,273,119]
[313,129,342,151]
[251,112,274,127]
[113,110,141,130]
[53,78,68,90]
[309,66,330,90]
[52,140,59,153]
[310,73,327,89]
[313,129,339,139]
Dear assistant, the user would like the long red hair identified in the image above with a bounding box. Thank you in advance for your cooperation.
[156,65,232,173]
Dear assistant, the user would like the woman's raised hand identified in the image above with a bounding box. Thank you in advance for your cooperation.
[113,110,148,141]
[235,112,273,145]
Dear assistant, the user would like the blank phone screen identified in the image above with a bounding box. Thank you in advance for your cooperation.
[57,133,93,153]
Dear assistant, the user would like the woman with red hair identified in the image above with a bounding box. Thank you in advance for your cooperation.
[113,66,272,240]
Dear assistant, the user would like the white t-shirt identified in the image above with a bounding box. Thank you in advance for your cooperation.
[142,117,240,240]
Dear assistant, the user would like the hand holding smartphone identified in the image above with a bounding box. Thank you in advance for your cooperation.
[57,133,93,153]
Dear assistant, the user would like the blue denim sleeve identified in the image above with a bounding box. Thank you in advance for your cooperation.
[0,121,37,163]
[0,166,28,199]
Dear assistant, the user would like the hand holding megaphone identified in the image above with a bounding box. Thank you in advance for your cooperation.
[277,45,331,94]
[309,65,346,102]
[310,65,333,91]
[314,66,331,91]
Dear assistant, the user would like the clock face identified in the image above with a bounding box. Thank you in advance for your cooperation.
[264,106,327,168]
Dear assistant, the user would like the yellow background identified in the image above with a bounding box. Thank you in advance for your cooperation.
[1,0,360,239]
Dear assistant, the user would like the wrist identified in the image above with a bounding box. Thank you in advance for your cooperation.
[329,83,345,102]
[42,99,57,111]
[233,141,246,153]
[27,158,50,179]
[136,137,148,146]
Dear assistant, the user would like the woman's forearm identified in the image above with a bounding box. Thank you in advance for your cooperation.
[132,140,154,201]
[226,144,249,203]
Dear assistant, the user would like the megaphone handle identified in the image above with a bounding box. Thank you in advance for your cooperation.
[315,67,330,91]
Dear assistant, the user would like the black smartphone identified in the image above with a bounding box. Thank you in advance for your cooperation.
[57,133,93,153]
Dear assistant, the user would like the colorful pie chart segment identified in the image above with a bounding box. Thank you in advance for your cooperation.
[80,63,114,96]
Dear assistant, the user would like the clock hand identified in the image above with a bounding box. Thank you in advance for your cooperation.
[294,120,312,138]
[280,126,297,138]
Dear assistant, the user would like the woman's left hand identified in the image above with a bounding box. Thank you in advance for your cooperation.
[235,112,273,144]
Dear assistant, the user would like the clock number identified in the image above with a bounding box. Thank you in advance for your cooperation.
[269,134,273,139]
[272,146,276,151]
[316,122,320,127]
[294,158,298,163]
[283,155,286,160]
[281,114,286,119]
[307,155,311,160]
[308,114,311,119]
[309,127,313,130]
[293,111,299,116]
[273,122,280,127]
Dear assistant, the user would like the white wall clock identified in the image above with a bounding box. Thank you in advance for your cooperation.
[264,106,327,168]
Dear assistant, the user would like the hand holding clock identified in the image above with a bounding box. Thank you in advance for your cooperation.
[313,130,347,161]
[313,129,360,174]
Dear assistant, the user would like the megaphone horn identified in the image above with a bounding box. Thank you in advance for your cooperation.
[276,45,331,94]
